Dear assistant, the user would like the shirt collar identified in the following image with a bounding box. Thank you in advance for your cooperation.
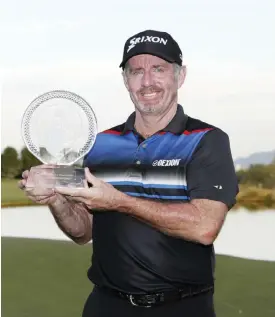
[121,104,188,135]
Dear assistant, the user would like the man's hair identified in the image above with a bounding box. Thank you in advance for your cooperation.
[173,63,182,79]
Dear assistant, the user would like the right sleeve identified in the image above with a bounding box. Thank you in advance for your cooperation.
[186,129,239,210]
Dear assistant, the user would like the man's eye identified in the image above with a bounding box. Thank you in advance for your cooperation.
[131,70,143,75]
[154,67,164,72]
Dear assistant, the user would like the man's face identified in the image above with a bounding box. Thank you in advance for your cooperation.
[123,54,186,115]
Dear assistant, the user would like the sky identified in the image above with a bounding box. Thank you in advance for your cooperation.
[1,0,274,160]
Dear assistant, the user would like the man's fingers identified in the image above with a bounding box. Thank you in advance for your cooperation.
[18,178,54,200]
[54,187,78,196]
[54,187,92,199]
[18,179,26,189]
[28,194,54,201]
[83,179,89,189]
[22,170,29,179]
[85,167,100,186]
[21,164,57,179]
[25,187,55,196]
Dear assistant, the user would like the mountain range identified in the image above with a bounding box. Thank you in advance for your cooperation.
[234,149,275,170]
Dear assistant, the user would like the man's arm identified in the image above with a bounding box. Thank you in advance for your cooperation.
[52,155,93,245]
[48,194,93,245]
[18,167,93,245]
[116,196,226,245]
[113,129,238,245]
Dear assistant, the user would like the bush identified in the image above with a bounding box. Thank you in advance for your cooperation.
[237,164,275,189]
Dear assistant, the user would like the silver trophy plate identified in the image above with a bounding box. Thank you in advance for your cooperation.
[21,90,97,189]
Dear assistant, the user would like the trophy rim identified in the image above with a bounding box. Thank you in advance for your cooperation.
[21,90,98,165]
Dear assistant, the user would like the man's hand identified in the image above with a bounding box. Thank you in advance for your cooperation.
[18,165,94,245]
[18,165,59,205]
[54,167,123,210]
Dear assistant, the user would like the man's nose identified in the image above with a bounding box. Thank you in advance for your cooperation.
[141,70,154,87]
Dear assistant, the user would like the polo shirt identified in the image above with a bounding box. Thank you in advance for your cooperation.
[83,104,239,294]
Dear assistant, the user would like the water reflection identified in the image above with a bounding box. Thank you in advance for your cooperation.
[1,206,275,261]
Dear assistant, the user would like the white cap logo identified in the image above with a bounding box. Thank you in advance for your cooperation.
[127,36,168,53]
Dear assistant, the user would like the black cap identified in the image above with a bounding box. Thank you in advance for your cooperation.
[119,30,183,69]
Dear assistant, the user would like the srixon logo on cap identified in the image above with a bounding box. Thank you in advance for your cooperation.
[127,36,168,52]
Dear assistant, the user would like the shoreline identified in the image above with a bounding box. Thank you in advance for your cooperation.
[1,202,38,208]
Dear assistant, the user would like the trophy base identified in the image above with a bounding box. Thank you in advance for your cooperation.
[26,165,85,189]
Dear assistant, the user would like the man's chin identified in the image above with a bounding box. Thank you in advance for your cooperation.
[135,101,163,113]
[137,105,159,114]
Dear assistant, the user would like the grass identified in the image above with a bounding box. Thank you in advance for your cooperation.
[1,178,36,207]
[2,237,275,317]
[1,237,93,317]
[2,178,275,210]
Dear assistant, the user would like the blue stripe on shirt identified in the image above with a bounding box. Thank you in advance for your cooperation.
[109,181,187,189]
[124,192,190,200]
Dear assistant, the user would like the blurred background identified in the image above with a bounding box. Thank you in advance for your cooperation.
[1,1,275,316]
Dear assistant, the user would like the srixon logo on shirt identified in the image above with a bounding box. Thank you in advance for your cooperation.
[127,36,168,52]
[152,159,181,167]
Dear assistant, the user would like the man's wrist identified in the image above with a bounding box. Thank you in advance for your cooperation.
[48,193,66,208]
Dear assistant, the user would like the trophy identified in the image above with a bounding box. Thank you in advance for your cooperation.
[21,90,97,189]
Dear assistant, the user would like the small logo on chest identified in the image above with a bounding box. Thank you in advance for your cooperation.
[152,159,181,167]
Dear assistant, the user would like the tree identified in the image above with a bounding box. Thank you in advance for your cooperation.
[237,163,275,189]
[1,147,21,178]
[20,147,41,173]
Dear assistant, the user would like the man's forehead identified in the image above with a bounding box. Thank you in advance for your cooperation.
[127,54,170,67]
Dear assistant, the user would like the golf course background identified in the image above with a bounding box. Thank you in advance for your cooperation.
[2,237,275,317]
[2,173,275,317]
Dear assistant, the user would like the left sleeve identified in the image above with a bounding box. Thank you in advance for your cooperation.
[186,129,239,209]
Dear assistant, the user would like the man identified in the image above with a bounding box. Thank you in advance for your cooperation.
[19,30,239,317]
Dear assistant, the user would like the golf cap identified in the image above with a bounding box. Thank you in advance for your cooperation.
[119,30,183,69]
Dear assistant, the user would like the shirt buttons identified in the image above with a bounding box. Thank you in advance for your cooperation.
[142,143,147,148]
[136,160,141,165]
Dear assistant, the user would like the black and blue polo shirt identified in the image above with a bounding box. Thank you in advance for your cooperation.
[83,104,238,294]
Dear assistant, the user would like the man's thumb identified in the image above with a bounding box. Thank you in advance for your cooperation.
[84,167,99,186]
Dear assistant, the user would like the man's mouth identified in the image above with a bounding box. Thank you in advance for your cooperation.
[142,92,158,98]
[140,89,162,99]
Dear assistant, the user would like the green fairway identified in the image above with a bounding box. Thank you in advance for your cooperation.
[1,179,36,207]
[1,237,92,317]
[2,237,275,317]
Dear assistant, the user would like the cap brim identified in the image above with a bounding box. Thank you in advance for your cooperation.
[119,51,176,68]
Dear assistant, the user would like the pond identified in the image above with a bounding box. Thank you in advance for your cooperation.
[1,206,275,261]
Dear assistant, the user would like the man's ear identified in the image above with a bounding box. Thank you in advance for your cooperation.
[177,66,187,89]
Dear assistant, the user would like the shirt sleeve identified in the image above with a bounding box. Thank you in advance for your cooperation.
[186,129,239,209]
